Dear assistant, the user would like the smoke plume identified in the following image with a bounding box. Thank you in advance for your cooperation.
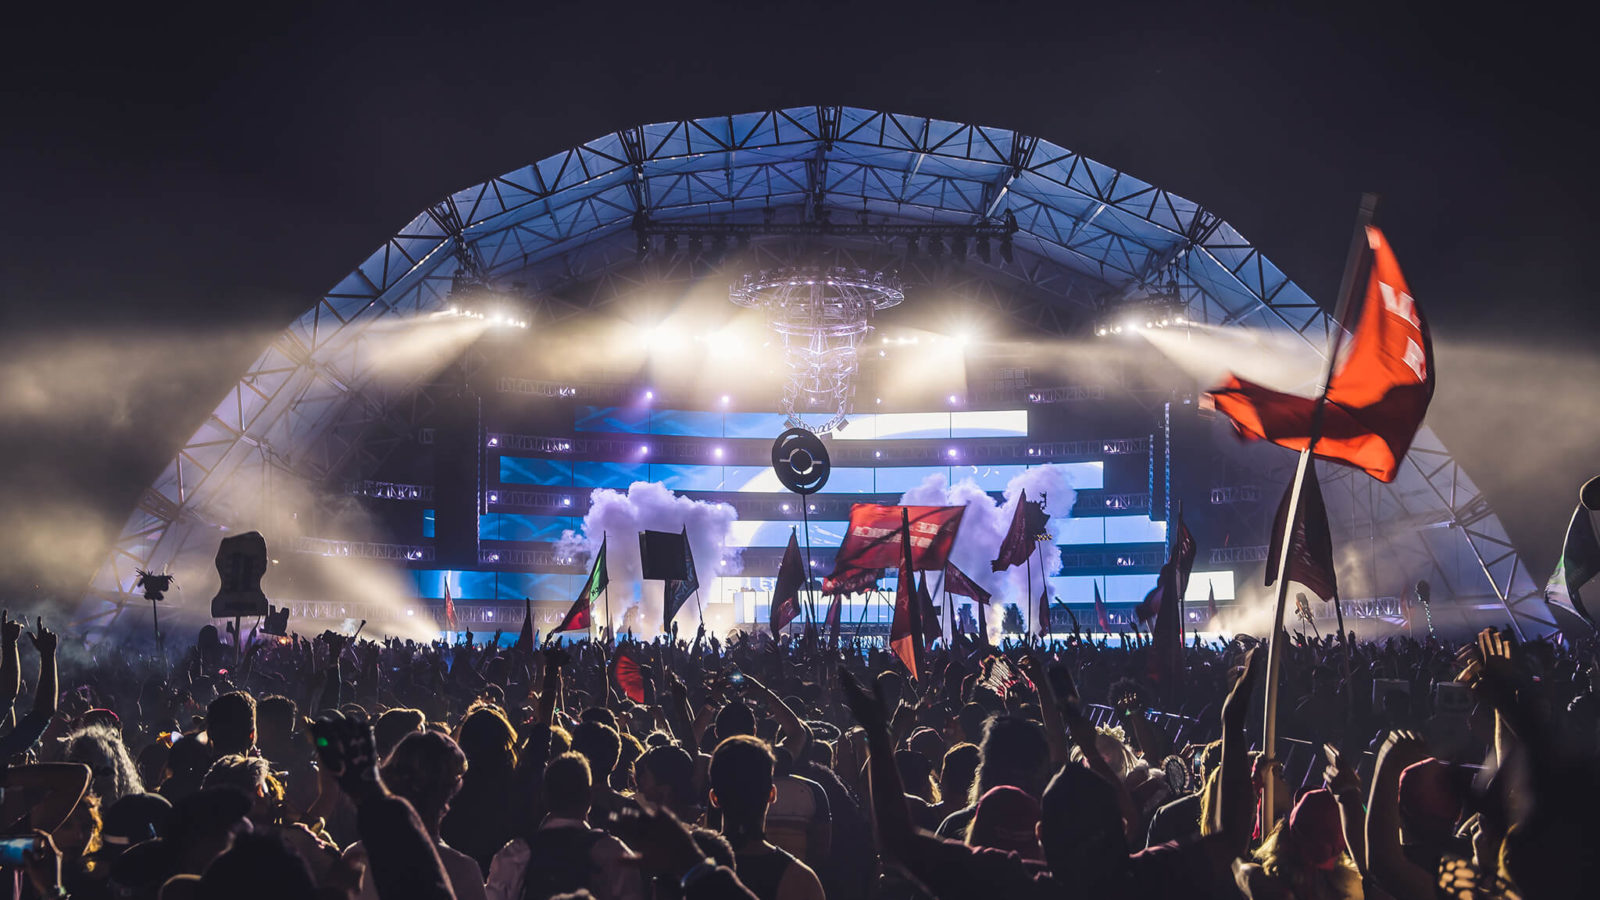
[556,481,739,636]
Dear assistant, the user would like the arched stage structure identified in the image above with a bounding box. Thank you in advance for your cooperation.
[86,107,1559,639]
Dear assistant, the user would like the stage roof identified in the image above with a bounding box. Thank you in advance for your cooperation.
[87,106,1560,637]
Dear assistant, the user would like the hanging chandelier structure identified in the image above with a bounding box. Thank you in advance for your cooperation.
[730,265,904,434]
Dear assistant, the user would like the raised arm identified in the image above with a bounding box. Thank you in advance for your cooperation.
[1322,744,1367,877]
[840,668,917,862]
[1363,730,1434,900]
[27,620,55,717]
[1019,655,1070,767]
[1213,647,1261,861]
[1,611,20,727]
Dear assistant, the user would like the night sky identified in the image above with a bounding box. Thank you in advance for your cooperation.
[3,1,1595,594]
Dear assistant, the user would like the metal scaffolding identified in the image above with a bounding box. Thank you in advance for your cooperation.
[84,106,1557,637]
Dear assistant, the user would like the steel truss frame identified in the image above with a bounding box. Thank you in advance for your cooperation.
[87,107,1554,637]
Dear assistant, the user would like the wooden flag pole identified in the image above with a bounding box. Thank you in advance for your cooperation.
[1261,193,1377,827]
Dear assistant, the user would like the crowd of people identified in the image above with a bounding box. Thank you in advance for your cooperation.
[1,604,1596,900]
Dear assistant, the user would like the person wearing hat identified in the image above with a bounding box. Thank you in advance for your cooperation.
[1234,789,1363,900]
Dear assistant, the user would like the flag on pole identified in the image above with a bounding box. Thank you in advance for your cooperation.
[1207,582,1219,624]
[1209,226,1434,483]
[554,537,608,635]
[992,489,1034,572]
[824,590,843,647]
[1135,515,1196,623]
[1036,586,1052,638]
[890,508,921,679]
[823,566,880,596]
[1093,581,1111,632]
[917,574,940,649]
[943,562,991,605]
[1265,460,1339,603]
[443,576,457,634]
[514,597,534,653]
[663,527,698,632]
[1148,552,1184,688]
[769,530,805,634]
[1548,505,1600,625]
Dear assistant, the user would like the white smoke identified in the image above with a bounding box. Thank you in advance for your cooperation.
[556,481,739,636]
[898,464,1080,641]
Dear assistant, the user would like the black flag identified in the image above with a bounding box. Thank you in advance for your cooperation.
[1266,461,1339,602]
[663,527,698,631]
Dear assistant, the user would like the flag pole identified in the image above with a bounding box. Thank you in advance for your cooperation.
[602,533,612,648]
[1261,193,1377,826]
[800,504,818,626]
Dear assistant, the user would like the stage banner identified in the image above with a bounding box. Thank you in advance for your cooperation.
[831,504,966,575]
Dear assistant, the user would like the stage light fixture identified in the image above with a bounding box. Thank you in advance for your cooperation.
[946,448,958,458]
[999,234,1014,263]
[644,390,654,402]
[713,446,724,459]
[639,444,650,456]
[721,395,731,405]
[976,235,992,264]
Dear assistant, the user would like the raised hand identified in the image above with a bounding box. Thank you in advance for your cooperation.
[1221,646,1261,730]
[840,668,888,735]
[1323,743,1360,797]
[1,610,20,644]
[1376,729,1429,771]
[27,618,56,655]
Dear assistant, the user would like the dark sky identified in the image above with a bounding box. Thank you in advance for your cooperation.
[2,1,1595,593]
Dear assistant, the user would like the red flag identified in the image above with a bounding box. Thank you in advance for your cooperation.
[1209,226,1434,483]
[917,574,941,649]
[833,505,966,574]
[443,577,457,633]
[943,562,991,605]
[889,508,921,680]
[1093,581,1111,631]
[1265,461,1339,602]
[554,537,608,635]
[613,644,646,703]
[992,489,1033,572]
[823,566,880,596]
[1207,582,1219,623]
[1036,586,1052,638]
[769,530,805,634]
[825,590,843,648]
[514,596,534,653]
[1135,514,1196,623]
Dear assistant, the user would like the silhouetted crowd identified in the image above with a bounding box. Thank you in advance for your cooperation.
[2,607,1597,900]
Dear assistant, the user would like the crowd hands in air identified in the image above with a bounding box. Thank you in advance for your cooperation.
[0,605,1596,900]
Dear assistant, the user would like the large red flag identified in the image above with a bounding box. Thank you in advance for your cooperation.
[1209,226,1434,482]
[770,530,805,634]
[833,505,966,574]
[822,567,881,596]
[889,508,921,680]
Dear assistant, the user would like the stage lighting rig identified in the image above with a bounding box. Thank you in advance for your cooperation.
[730,266,904,434]
[1093,282,1187,338]
[444,273,530,329]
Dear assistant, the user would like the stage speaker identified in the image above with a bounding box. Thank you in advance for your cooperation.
[433,392,481,568]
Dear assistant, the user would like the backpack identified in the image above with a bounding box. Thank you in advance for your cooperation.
[519,826,606,900]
